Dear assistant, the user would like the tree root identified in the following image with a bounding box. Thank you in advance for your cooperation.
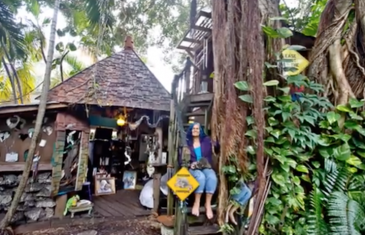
[0,227,14,235]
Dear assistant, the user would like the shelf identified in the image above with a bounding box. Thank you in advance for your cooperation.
[0,162,52,172]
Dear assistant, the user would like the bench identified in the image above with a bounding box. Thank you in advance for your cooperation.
[68,204,94,218]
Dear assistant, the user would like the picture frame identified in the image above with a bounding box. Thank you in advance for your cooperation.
[122,171,137,190]
[94,177,116,196]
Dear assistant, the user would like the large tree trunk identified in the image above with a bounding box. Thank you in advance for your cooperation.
[0,0,60,231]
[308,0,355,105]
[211,0,262,226]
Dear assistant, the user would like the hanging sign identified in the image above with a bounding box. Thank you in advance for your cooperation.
[282,49,309,76]
[167,167,199,201]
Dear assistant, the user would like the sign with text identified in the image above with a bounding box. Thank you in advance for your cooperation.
[167,167,199,201]
[282,49,309,76]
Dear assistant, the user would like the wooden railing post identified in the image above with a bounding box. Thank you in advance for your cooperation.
[184,57,192,95]
[167,76,178,216]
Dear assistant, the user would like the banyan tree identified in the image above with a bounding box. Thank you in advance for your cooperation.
[210,0,365,233]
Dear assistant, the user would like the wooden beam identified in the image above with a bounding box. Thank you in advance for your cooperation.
[177,45,194,51]
[0,103,68,115]
[0,162,52,172]
[197,10,212,19]
[192,25,211,32]
[51,130,66,196]
[183,38,200,43]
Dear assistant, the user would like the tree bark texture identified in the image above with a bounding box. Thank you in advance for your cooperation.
[0,0,60,230]
[308,0,356,105]
[211,0,264,226]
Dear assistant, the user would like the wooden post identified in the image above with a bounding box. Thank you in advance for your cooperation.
[153,172,162,214]
[75,131,90,191]
[184,57,192,95]
[51,130,66,196]
[167,77,177,216]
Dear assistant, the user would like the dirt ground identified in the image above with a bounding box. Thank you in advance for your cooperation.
[20,217,161,235]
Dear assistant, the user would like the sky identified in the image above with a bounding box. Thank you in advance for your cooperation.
[19,0,299,96]
[18,7,176,94]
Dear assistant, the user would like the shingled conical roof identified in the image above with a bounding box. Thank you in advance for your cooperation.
[47,48,170,111]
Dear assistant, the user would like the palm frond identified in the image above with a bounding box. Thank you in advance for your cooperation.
[64,55,85,76]
[321,159,349,201]
[0,1,26,59]
[327,191,364,235]
[307,187,328,235]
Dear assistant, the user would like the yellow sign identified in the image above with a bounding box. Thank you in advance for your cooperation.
[167,167,199,201]
[282,49,309,76]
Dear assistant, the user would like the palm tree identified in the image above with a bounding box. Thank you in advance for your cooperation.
[50,54,86,88]
[0,0,61,231]
[0,0,27,104]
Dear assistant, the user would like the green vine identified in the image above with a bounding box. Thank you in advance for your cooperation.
[222,21,365,235]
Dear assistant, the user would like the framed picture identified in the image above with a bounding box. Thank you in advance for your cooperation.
[94,177,116,196]
[122,171,137,190]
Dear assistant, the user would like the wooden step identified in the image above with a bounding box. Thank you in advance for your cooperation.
[188,224,220,235]
[189,93,214,103]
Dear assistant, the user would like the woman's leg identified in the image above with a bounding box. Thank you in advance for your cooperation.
[202,168,218,219]
[189,169,206,216]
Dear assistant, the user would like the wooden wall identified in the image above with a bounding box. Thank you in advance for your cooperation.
[0,114,56,171]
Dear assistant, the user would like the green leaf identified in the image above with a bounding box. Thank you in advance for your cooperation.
[234,81,249,91]
[55,42,64,52]
[246,116,254,126]
[57,29,65,37]
[336,104,352,112]
[326,111,339,125]
[333,143,351,161]
[270,17,288,22]
[278,87,290,94]
[346,155,362,166]
[286,45,307,51]
[239,95,253,103]
[312,161,321,168]
[276,27,293,38]
[67,43,77,51]
[264,62,277,68]
[272,173,286,186]
[295,165,309,173]
[349,98,364,108]
[246,146,255,155]
[349,112,363,121]
[262,25,280,38]
[263,80,279,86]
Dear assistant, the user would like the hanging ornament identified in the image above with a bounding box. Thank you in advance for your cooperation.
[0,132,10,142]
[18,133,28,141]
[28,128,35,138]
[42,126,53,135]
[146,164,155,177]
[6,116,20,129]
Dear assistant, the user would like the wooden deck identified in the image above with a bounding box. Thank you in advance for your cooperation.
[93,189,151,218]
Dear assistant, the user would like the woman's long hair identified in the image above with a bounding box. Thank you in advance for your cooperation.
[186,122,206,145]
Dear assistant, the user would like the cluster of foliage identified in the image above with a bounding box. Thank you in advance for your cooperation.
[220,19,365,234]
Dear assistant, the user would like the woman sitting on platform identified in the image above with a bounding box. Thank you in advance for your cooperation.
[181,122,219,219]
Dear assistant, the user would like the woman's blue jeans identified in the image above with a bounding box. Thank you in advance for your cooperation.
[232,182,252,206]
[189,168,218,194]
